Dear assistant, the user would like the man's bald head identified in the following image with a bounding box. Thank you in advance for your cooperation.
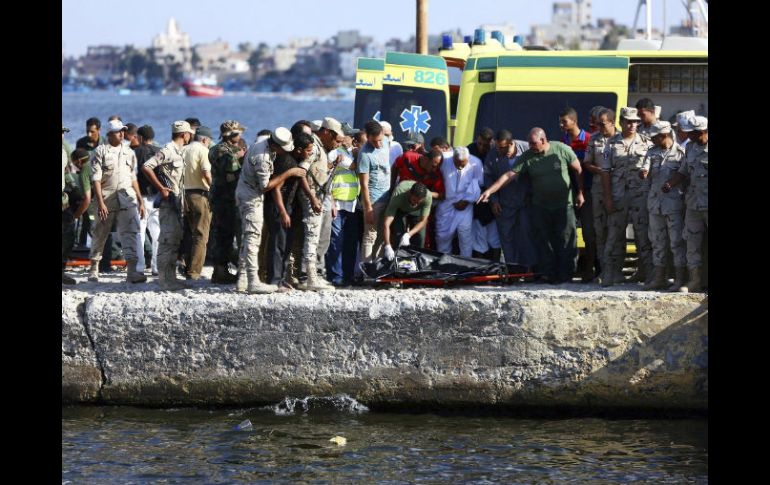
[528,127,549,153]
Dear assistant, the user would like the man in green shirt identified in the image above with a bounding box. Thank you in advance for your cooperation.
[381,181,432,261]
[479,127,584,283]
[62,148,93,284]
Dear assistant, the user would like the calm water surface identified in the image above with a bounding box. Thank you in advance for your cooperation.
[62,92,355,147]
[62,404,707,483]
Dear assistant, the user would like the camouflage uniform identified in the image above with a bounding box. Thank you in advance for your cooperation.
[583,133,621,280]
[679,141,708,267]
[89,143,142,270]
[297,135,333,288]
[601,133,654,283]
[235,138,277,293]
[643,142,686,267]
[209,141,243,268]
[143,142,187,288]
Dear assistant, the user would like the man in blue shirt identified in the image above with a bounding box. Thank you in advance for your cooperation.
[357,121,391,263]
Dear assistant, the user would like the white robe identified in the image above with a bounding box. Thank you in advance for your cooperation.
[435,157,481,256]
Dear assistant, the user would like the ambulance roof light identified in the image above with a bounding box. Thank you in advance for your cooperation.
[491,31,504,45]
[473,29,486,45]
[442,34,453,50]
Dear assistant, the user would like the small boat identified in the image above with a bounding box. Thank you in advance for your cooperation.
[181,77,224,98]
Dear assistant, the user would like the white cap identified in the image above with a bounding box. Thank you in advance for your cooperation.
[270,127,294,151]
[310,120,322,132]
[106,119,127,133]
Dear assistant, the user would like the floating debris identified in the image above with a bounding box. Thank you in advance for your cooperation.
[329,436,347,446]
[233,419,252,431]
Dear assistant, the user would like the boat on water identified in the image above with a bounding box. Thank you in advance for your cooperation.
[182,76,224,98]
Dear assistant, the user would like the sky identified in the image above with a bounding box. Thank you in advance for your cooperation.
[62,0,693,57]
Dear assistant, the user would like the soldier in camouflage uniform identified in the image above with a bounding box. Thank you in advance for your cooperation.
[662,115,708,293]
[599,107,654,287]
[296,118,340,291]
[88,119,147,284]
[235,128,309,294]
[635,98,658,141]
[583,108,623,285]
[209,120,246,284]
[62,124,77,284]
[142,121,196,290]
[640,121,687,291]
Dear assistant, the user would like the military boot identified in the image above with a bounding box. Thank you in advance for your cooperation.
[285,258,300,287]
[235,260,248,293]
[668,266,687,292]
[211,264,238,284]
[126,259,147,284]
[246,271,278,294]
[680,266,701,293]
[301,269,335,291]
[88,260,100,282]
[62,263,76,285]
[643,266,667,291]
[159,264,189,291]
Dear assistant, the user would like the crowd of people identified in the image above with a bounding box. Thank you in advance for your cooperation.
[61,97,708,293]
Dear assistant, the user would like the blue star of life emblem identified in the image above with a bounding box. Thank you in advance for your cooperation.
[373,111,381,122]
[399,105,431,134]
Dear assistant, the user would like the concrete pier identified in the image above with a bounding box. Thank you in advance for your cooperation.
[62,276,707,411]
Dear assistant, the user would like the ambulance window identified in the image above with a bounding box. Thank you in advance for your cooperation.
[380,86,448,144]
[474,91,618,141]
[629,64,708,94]
[354,90,383,129]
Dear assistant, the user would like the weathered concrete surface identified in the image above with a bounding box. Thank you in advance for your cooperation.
[62,278,707,410]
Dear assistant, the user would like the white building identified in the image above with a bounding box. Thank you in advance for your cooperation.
[152,18,192,72]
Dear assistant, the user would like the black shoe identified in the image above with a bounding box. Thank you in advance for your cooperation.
[62,273,77,285]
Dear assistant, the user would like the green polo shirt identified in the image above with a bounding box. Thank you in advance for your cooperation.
[513,141,577,209]
[385,180,432,218]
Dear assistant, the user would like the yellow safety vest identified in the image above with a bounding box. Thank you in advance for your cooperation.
[330,168,360,201]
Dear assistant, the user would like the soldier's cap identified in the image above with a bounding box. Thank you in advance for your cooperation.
[62,123,70,133]
[321,117,343,135]
[341,122,357,137]
[673,110,695,128]
[620,107,641,121]
[172,120,196,135]
[680,115,708,132]
[310,120,323,132]
[220,120,245,138]
[196,126,214,139]
[271,126,294,151]
[654,105,662,119]
[137,124,155,140]
[403,132,425,147]
[648,120,672,137]
[106,119,128,133]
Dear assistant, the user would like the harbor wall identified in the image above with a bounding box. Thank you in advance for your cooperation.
[62,286,708,411]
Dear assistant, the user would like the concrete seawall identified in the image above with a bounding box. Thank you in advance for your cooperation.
[62,281,707,411]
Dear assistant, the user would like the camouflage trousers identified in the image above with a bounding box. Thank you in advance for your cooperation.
[604,189,652,276]
[649,210,686,267]
[316,204,333,274]
[683,209,708,267]
[299,191,323,270]
[157,201,183,270]
[592,191,622,272]
[237,195,265,276]
[89,201,140,263]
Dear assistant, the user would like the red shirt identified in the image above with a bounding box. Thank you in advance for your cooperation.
[393,151,445,198]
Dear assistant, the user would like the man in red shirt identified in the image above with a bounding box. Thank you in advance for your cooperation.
[391,145,445,248]
[559,106,595,282]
